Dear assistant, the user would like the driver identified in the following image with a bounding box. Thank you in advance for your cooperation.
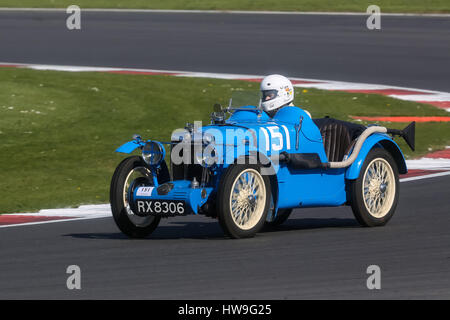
[260,74,311,118]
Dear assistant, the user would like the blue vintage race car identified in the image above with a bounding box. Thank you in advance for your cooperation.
[110,101,415,239]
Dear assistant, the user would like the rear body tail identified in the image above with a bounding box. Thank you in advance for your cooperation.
[387,121,415,151]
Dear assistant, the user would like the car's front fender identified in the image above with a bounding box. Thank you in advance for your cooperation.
[116,140,145,154]
[345,133,407,180]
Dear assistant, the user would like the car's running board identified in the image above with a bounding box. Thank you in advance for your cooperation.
[276,152,328,170]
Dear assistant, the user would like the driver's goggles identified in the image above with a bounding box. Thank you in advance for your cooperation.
[262,90,278,101]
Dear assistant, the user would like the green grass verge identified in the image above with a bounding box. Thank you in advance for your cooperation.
[0,67,448,213]
[0,0,449,14]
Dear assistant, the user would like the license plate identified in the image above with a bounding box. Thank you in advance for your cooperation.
[135,200,186,216]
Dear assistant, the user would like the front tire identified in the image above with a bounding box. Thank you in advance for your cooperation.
[217,164,271,239]
[349,148,399,227]
[110,156,161,238]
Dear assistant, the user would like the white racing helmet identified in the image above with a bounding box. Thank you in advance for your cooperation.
[260,74,294,116]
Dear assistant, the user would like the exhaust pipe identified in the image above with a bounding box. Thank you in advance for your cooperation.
[328,126,387,168]
[273,122,415,170]
[328,121,415,169]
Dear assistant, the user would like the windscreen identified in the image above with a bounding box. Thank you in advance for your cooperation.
[229,90,261,109]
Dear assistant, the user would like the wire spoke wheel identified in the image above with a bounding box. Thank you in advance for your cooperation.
[229,169,266,231]
[350,148,399,227]
[218,163,271,238]
[362,158,396,218]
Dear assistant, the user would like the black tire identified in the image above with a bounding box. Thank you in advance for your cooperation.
[217,164,271,239]
[110,156,161,238]
[265,209,293,228]
[349,148,399,227]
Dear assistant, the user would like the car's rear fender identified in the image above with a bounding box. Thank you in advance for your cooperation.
[345,133,407,180]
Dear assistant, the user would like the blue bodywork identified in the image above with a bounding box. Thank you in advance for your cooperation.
[116,105,407,217]
[133,181,213,214]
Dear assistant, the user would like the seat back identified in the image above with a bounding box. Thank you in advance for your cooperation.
[313,118,365,162]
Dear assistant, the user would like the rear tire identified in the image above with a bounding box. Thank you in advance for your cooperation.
[265,209,292,228]
[349,148,399,227]
[110,156,161,238]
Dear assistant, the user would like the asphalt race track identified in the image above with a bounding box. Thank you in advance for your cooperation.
[0,176,449,299]
[0,11,449,91]
[0,10,449,299]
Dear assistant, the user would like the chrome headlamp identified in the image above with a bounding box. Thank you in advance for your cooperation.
[194,147,217,168]
[142,141,165,166]
[194,134,217,168]
[203,133,215,145]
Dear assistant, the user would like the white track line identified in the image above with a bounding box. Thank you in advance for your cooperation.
[0,8,449,17]
[1,61,449,97]
[406,158,450,170]
[0,204,111,228]
[391,94,450,102]
[0,215,110,228]
[400,170,450,182]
